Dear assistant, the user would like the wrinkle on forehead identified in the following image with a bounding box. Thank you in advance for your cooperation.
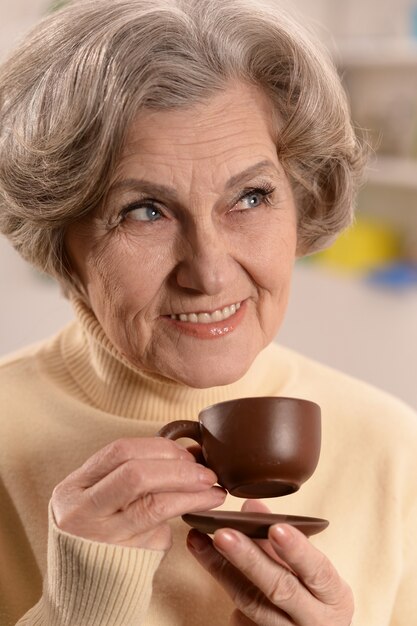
[121,82,277,157]
[107,81,287,213]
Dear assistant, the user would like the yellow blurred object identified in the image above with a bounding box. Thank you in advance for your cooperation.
[312,217,402,274]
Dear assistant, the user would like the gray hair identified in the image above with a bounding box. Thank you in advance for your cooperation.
[0,0,365,292]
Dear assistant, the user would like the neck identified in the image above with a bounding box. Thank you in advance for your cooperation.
[44,296,294,422]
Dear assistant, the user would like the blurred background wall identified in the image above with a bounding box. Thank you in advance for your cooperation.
[1,0,417,408]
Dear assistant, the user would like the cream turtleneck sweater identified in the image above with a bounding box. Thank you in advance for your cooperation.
[0,298,416,625]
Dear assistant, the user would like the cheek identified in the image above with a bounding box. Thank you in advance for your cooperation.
[246,225,297,292]
[87,235,172,314]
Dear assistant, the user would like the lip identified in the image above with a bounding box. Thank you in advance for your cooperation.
[162,299,247,339]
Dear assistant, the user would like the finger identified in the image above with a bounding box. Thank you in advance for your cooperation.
[268,524,350,606]
[240,501,294,571]
[230,609,268,626]
[186,444,205,465]
[120,486,227,534]
[213,527,322,625]
[85,458,218,514]
[241,499,271,514]
[71,437,196,488]
[188,530,294,626]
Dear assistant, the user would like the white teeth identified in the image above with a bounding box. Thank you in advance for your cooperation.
[211,309,223,322]
[170,302,242,324]
[197,312,212,324]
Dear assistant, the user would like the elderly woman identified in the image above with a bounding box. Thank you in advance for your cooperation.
[0,0,416,624]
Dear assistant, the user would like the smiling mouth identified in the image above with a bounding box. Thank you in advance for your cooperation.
[169,302,242,324]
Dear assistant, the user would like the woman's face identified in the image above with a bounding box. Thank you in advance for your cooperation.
[66,82,298,387]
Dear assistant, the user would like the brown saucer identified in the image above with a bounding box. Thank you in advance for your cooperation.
[182,511,329,539]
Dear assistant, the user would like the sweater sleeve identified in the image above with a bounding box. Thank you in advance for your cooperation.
[16,503,164,625]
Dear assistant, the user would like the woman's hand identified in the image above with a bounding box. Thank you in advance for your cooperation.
[187,500,354,626]
[51,437,226,552]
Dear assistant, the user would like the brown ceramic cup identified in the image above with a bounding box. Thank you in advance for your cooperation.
[157,396,321,498]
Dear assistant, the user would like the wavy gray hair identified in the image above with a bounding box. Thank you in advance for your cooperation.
[0,0,365,292]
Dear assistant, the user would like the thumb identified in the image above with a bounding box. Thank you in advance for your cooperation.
[240,499,272,514]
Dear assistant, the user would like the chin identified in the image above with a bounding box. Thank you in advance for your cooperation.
[176,372,245,389]
[168,356,255,389]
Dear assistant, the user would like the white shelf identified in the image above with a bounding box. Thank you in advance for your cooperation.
[333,38,417,68]
[366,156,417,190]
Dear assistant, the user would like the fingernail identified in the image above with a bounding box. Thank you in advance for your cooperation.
[199,469,217,485]
[187,530,210,553]
[270,524,294,548]
[212,486,227,498]
[213,528,240,552]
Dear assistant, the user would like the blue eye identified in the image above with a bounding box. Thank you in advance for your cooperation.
[238,186,275,210]
[241,191,264,209]
[125,204,163,222]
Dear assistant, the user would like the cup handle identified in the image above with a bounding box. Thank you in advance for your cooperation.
[157,420,202,443]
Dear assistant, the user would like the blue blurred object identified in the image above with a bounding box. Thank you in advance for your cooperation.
[366,262,417,289]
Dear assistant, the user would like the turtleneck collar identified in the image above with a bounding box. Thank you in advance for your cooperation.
[44,296,294,423]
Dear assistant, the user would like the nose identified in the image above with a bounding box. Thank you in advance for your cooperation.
[174,220,236,295]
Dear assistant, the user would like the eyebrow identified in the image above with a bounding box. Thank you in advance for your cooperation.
[109,159,280,200]
[224,159,280,190]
